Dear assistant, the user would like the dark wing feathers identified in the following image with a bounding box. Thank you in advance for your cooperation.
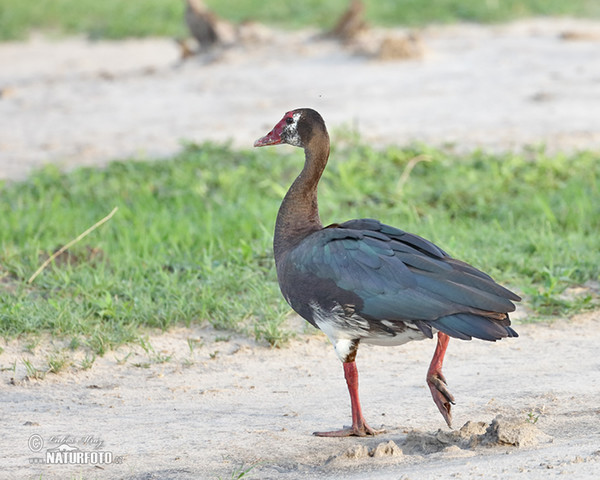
[445,258,521,301]
[339,218,381,231]
[415,271,516,313]
[428,317,473,341]
[396,232,448,258]
[361,228,392,242]
[291,219,519,341]
[393,250,452,274]
[362,289,458,320]
[430,313,518,341]
[356,241,383,269]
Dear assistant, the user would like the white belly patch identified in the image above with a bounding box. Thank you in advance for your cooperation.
[310,301,427,361]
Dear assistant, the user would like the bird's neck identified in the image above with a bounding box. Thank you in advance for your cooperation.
[274,135,330,262]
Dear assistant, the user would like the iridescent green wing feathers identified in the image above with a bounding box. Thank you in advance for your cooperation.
[288,218,520,341]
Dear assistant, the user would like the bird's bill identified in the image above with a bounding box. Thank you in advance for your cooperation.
[253,117,286,147]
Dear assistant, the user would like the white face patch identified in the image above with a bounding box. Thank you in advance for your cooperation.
[283,112,302,147]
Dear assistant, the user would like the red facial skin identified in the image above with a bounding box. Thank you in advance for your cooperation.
[254,111,295,147]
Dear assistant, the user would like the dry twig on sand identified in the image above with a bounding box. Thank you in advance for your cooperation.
[27,207,118,284]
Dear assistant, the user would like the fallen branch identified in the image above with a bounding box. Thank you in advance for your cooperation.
[28,206,118,284]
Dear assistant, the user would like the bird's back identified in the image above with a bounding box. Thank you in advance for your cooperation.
[277,218,519,343]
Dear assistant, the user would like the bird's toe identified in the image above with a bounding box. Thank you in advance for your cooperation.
[427,373,455,428]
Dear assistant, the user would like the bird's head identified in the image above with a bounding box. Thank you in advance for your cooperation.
[254,108,327,149]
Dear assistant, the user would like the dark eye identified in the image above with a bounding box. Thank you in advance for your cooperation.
[285,116,294,125]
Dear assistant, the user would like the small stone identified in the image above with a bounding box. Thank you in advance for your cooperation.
[481,415,551,448]
[344,444,370,459]
[371,440,403,457]
[459,421,488,437]
[443,445,463,455]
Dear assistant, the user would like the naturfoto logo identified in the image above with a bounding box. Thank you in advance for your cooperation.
[28,434,123,465]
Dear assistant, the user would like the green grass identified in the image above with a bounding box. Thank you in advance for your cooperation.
[208,0,600,29]
[0,0,185,41]
[46,351,71,373]
[0,141,598,354]
[1,0,599,41]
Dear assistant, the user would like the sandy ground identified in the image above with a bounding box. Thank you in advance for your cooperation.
[1,312,599,479]
[1,17,600,480]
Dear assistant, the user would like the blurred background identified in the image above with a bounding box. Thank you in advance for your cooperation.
[1,0,600,179]
[1,0,599,40]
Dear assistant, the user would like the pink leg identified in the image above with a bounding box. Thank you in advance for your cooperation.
[313,361,384,437]
[427,332,455,427]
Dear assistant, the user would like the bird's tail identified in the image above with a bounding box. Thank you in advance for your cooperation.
[429,313,518,341]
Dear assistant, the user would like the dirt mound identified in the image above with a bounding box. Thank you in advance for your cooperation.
[403,415,551,455]
[327,415,551,469]
[339,440,404,460]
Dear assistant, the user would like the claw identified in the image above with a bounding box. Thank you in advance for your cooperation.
[427,372,455,427]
